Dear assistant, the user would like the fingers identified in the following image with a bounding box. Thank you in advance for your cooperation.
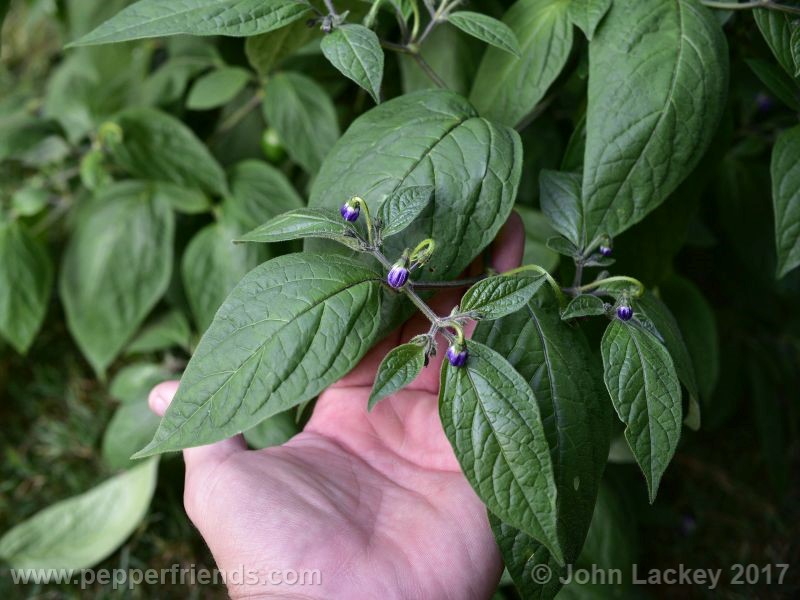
[148,381,246,472]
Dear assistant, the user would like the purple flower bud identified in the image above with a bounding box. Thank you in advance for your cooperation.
[616,305,633,321]
[340,203,359,222]
[387,264,409,289]
[447,345,468,367]
[599,245,613,257]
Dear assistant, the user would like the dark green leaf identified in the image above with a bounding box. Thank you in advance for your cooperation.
[746,56,800,112]
[134,253,383,457]
[368,342,426,410]
[109,362,172,405]
[546,236,579,257]
[238,208,360,248]
[153,182,211,215]
[540,170,583,249]
[771,124,800,278]
[447,11,521,57]
[186,66,251,110]
[516,206,560,273]
[228,159,304,229]
[754,8,799,78]
[244,410,299,449]
[567,0,612,40]
[103,382,162,469]
[581,0,728,242]
[321,24,385,103]
[60,181,175,376]
[561,294,606,319]
[461,273,546,319]
[0,459,158,569]
[70,0,312,46]
[126,310,192,355]
[377,185,434,238]
[469,0,573,127]
[246,20,317,76]
[439,339,563,564]
[262,72,340,174]
[399,23,479,95]
[0,222,53,354]
[601,320,682,502]
[0,116,60,161]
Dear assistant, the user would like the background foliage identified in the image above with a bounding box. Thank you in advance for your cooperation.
[0,0,798,597]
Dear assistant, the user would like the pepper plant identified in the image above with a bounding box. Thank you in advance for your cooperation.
[2,0,800,596]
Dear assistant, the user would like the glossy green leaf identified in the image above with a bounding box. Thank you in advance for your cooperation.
[186,66,251,110]
[447,11,521,57]
[601,320,682,502]
[70,0,311,46]
[439,339,563,564]
[309,91,522,285]
[228,159,304,229]
[368,342,426,410]
[470,0,574,127]
[109,108,228,196]
[771,124,800,278]
[60,182,174,376]
[126,310,192,355]
[561,294,606,319]
[262,72,340,174]
[539,170,583,248]
[238,208,360,248]
[0,459,158,569]
[244,410,299,449]
[376,185,434,238]
[461,273,546,320]
[474,289,612,563]
[134,253,383,457]
[754,8,799,78]
[321,24,385,103]
[246,19,317,75]
[0,222,53,354]
[567,0,612,40]
[581,0,728,242]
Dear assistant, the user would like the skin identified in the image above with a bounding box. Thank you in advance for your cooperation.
[148,215,525,599]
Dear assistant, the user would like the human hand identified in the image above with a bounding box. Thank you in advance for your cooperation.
[147,215,525,599]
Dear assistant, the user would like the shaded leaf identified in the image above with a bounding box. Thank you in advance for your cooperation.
[561,294,606,319]
[368,343,426,410]
[567,0,612,41]
[244,410,299,449]
[540,170,583,248]
[126,310,192,355]
[186,66,251,110]
[447,11,521,56]
[227,159,304,229]
[771,124,800,277]
[321,24,385,103]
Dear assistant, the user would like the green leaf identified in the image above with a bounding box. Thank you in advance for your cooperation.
[228,159,304,229]
[567,0,612,40]
[539,170,582,249]
[792,24,800,78]
[126,310,193,355]
[376,185,434,238]
[309,90,522,286]
[368,343,426,410]
[153,182,211,215]
[0,458,158,569]
[771,124,800,278]
[0,222,53,354]
[134,253,383,457]
[399,23,479,95]
[186,66,251,110]
[11,186,49,217]
[754,8,799,79]
[0,116,60,162]
[561,294,606,319]
[182,210,270,333]
[474,289,612,563]
[262,72,340,174]
[546,236,579,258]
[516,206,560,273]
[461,273,546,320]
[109,108,228,196]
[109,362,172,405]
[70,0,312,46]
[439,339,563,564]
[469,0,574,127]
[634,291,701,430]
[601,320,682,502]
[321,24,385,103]
[660,275,719,404]
[60,182,174,377]
[581,0,728,243]
[238,208,360,248]
[246,19,317,76]
[244,409,299,449]
[447,11,521,57]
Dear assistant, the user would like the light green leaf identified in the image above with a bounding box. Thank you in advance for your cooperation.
[539,169,582,249]
[0,222,53,354]
[237,208,360,248]
[126,310,193,355]
[246,19,317,76]
[601,320,682,503]
[262,72,340,174]
[461,273,546,320]
[321,24,385,103]
[561,294,606,319]
[368,342,426,410]
[11,186,49,217]
[60,182,174,376]
[153,182,211,215]
[186,66,251,110]
[376,185,434,238]
[470,0,574,127]
[109,362,172,405]
[70,0,312,46]
[109,108,228,196]
[135,253,383,457]
[447,11,521,57]
[771,124,800,278]
[0,459,159,569]
[474,289,612,563]
[103,378,163,469]
[567,0,612,40]
[581,0,728,242]
[439,339,563,564]
[228,159,305,229]
[244,410,299,449]
[309,90,522,287]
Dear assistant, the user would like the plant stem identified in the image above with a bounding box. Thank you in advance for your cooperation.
[573,275,645,298]
[214,91,263,136]
[503,264,567,307]
[412,52,447,88]
[323,0,338,16]
[700,0,800,15]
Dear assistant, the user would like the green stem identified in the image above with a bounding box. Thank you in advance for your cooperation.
[411,52,447,88]
[574,275,645,298]
[413,276,485,290]
[700,0,800,15]
[364,0,383,27]
[410,0,421,41]
[503,264,567,307]
[351,197,375,247]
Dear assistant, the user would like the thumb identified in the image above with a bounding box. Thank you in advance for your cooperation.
[148,381,246,472]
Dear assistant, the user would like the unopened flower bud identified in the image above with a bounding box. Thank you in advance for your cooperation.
[340,202,359,222]
[599,245,613,257]
[387,262,409,289]
[616,305,633,321]
[446,344,468,367]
